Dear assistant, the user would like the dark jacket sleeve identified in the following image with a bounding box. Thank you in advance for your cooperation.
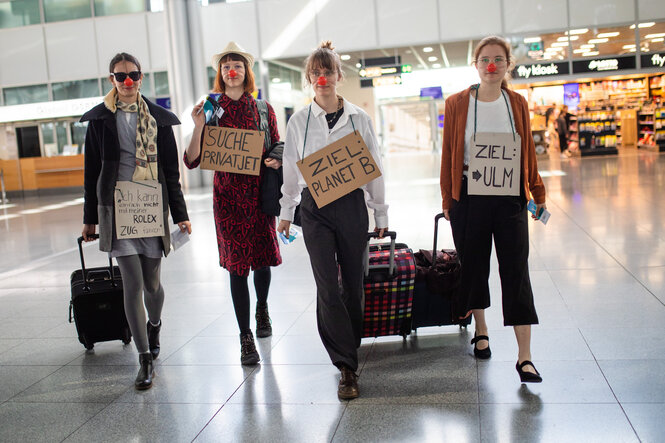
[159,125,189,224]
[83,121,102,225]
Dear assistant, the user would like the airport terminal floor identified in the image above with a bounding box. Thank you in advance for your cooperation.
[0,149,664,442]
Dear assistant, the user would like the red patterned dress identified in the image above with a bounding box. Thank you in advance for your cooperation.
[184,92,282,276]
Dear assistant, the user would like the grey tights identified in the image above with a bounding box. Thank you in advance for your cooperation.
[116,255,164,354]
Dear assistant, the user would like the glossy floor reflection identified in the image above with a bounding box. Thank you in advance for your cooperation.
[1,149,664,442]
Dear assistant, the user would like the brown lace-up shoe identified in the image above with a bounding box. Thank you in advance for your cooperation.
[255,304,272,338]
[240,332,260,366]
[338,366,359,400]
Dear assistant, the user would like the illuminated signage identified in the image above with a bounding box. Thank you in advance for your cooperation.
[514,62,569,79]
[572,55,636,73]
[641,52,665,68]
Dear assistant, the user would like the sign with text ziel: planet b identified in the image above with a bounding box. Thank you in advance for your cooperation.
[114,180,165,239]
[200,126,264,176]
[297,131,382,208]
[468,132,521,196]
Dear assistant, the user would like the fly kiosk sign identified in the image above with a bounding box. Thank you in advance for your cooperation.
[297,132,382,208]
[200,126,265,176]
[468,133,521,196]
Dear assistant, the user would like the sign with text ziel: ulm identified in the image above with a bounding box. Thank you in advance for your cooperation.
[114,180,164,239]
[468,132,521,196]
[200,126,264,176]
[297,131,382,208]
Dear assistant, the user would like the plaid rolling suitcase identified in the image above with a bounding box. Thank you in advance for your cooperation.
[69,235,132,350]
[412,213,471,330]
[362,231,416,338]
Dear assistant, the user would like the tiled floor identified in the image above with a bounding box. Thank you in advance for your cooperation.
[0,149,664,442]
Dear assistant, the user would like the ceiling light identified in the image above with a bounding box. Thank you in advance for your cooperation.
[340,54,350,61]
[545,46,562,52]
[557,36,579,42]
[271,78,280,83]
[551,42,569,47]
[423,47,433,53]
[597,32,620,38]
[631,22,655,29]
[629,48,637,52]
[582,51,599,57]
[573,49,587,54]
[652,37,665,42]
[588,38,609,44]
[355,63,361,68]
[523,37,542,43]
[580,44,595,49]
[567,28,589,35]
[645,33,665,39]
[432,63,441,68]
[622,44,636,49]
[427,56,437,62]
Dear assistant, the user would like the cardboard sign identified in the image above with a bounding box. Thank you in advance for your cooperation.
[297,131,382,208]
[200,126,264,176]
[114,180,165,239]
[468,132,521,196]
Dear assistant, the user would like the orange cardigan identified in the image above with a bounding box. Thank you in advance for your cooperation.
[440,86,546,210]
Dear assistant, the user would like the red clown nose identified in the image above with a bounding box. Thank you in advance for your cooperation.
[229,70,237,78]
[487,63,497,73]
[123,77,134,87]
[317,76,327,86]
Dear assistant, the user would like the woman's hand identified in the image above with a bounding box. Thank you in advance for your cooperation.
[442,209,450,221]
[374,226,388,239]
[532,203,547,220]
[264,158,281,169]
[191,101,205,128]
[178,221,192,234]
[81,224,96,241]
[277,219,292,239]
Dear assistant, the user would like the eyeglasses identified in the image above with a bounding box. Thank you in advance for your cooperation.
[112,71,141,82]
[310,70,336,78]
[476,57,507,66]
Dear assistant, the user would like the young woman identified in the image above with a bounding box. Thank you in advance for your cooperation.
[185,42,282,366]
[440,36,546,383]
[277,41,388,400]
[81,52,191,390]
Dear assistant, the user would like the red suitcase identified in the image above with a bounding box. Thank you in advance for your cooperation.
[362,231,416,338]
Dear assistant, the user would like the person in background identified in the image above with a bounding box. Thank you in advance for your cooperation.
[277,41,388,400]
[81,52,191,390]
[440,36,546,383]
[185,42,282,366]
[556,105,570,151]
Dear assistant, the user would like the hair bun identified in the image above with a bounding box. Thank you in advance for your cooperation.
[319,40,335,51]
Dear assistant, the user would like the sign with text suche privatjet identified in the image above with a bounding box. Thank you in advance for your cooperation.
[467,133,521,197]
[114,180,165,239]
[200,126,264,176]
[297,131,382,208]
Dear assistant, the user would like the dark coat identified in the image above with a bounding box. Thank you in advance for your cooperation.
[81,96,189,256]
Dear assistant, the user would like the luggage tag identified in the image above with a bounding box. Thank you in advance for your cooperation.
[170,228,190,251]
[527,199,551,225]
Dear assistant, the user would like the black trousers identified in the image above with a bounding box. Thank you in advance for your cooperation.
[300,188,368,372]
[449,177,538,326]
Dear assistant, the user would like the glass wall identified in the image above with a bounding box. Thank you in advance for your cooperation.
[3,85,49,106]
[0,0,40,29]
[52,79,101,101]
[141,72,154,98]
[569,25,636,59]
[639,21,665,54]
[154,71,170,96]
[94,0,145,16]
[43,0,92,22]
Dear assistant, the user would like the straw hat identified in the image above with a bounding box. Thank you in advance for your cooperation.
[211,41,255,71]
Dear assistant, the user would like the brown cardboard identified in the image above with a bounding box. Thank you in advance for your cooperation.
[467,132,521,196]
[297,131,382,208]
[114,180,165,238]
[200,126,264,176]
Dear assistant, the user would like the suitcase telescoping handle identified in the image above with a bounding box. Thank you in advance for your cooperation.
[77,235,117,291]
[431,213,450,268]
[364,230,397,277]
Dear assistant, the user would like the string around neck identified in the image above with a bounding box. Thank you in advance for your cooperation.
[472,83,516,142]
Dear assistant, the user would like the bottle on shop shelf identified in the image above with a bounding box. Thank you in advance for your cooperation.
[591,135,596,148]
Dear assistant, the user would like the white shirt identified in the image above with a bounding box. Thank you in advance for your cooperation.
[464,92,514,167]
[279,97,389,228]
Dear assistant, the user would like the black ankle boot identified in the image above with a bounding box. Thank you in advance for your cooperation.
[240,331,260,365]
[147,320,161,360]
[135,352,154,390]
[255,304,272,338]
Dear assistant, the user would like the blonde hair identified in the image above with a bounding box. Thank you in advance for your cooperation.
[304,40,344,86]
[473,36,514,89]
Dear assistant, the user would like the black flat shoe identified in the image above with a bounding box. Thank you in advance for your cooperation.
[147,320,161,360]
[516,360,542,383]
[471,334,491,359]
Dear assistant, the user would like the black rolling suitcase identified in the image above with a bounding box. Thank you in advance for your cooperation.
[69,235,132,350]
[412,213,472,330]
[362,231,416,338]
